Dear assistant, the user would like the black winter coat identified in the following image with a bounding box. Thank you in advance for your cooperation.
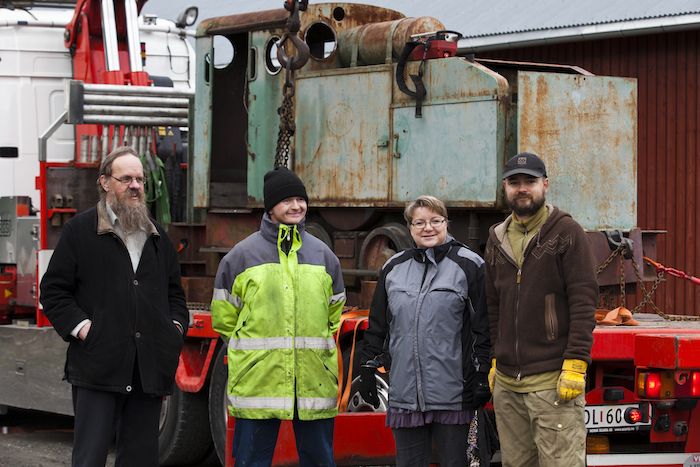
[40,205,188,395]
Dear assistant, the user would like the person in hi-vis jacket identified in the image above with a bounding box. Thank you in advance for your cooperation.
[211,166,346,466]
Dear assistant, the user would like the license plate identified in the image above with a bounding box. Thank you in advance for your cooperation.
[585,404,651,433]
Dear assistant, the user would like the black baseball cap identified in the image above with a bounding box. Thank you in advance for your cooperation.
[502,152,547,179]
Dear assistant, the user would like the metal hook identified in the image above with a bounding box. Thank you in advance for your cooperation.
[277,0,310,70]
[277,32,310,71]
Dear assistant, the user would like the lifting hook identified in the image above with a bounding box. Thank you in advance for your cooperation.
[277,0,310,71]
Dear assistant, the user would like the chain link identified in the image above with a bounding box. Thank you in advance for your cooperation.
[596,244,700,321]
[597,248,700,321]
[596,244,623,275]
[466,410,479,466]
[618,254,626,307]
[631,256,700,321]
[273,1,310,169]
[275,69,295,168]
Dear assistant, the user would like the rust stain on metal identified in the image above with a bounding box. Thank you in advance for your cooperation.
[338,17,444,66]
[199,8,288,35]
[316,3,405,28]
[201,3,407,37]
[205,213,260,249]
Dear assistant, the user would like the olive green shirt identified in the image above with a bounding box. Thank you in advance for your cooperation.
[498,204,559,392]
[506,204,549,268]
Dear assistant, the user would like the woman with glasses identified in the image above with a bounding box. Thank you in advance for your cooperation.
[359,195,491,467]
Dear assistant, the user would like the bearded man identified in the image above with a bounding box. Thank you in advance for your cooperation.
[41,146,187,467]
[483,152,598,467]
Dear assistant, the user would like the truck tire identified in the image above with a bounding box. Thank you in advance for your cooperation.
[159,385,213,466]
[209,344,229,466]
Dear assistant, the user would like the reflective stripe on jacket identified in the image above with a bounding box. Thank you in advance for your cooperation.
[211,214,345,420]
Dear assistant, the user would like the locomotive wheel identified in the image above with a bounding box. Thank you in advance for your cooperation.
[305,221,333,248]
[358,223,413,272]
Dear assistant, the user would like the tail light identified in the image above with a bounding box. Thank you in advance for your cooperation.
[637,370,700,399]
[586,435,610,454]
[637,372,663,398]
[624,407,643,424]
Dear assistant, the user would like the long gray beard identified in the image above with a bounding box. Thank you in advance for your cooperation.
[109,194,151,234]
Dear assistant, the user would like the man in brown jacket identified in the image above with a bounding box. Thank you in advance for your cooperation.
[484,152,597,467]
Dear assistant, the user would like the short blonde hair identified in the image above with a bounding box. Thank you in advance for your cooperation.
[404,195,448,225]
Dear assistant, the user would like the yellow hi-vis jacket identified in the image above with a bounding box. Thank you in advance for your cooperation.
[211,214,345,420]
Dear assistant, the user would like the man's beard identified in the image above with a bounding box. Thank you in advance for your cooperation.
[109,189,151,233]
[507,194,546,218]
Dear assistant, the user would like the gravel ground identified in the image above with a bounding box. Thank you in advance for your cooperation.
[0,407,216,467]
[0,407,113,467]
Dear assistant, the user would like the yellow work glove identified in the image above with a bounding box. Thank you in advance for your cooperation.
[557,359,588,401]
[488,358,497,392]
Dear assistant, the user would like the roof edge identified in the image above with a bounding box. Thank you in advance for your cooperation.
[458,13,700,52]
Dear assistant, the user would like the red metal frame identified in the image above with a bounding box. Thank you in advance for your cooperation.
[64,0,151,171]
[218,323,700,465]
[174,313,219,391]
[592,326,700,362]
[176,338,218,392]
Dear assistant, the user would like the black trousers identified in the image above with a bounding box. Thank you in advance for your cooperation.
[71,376,162,467]
[391,423,469,467]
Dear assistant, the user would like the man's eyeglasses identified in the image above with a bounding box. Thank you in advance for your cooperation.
[111,175,147,186]
[410,218,447,229]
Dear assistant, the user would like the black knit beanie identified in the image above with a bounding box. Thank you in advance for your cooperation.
[263,166,308,212]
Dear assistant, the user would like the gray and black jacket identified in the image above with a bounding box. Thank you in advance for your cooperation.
[361,236,490,412]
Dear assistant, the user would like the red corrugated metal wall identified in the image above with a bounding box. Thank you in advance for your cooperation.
[485,29,700,316]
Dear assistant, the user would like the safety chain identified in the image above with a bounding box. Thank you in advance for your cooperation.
[274,0,310,168]
[466,410,479,466]
[596,244,624,276]
[618,251,626,307]
[633,257,700,321]
[597,247,700,321]
[630,258,664,315]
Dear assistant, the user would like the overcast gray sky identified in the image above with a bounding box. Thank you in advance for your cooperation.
[142,1,700,40]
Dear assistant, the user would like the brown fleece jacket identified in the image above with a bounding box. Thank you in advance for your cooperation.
[484,205,597,378]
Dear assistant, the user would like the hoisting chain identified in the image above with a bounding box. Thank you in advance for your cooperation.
[275,75,295,168]
[274,0,310,168]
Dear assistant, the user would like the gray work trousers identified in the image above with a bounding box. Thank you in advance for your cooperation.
[493,383,586,467]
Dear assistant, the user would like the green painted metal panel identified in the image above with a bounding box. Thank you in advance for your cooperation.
[247,30,285,204]
[393,57,508,108]
[392,58,507,206]
[295,66,392,204]
[191,36,213,209]
[392,102,500,205]
[517,71,637,230]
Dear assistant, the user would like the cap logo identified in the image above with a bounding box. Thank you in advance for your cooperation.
[517,156,528,165]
